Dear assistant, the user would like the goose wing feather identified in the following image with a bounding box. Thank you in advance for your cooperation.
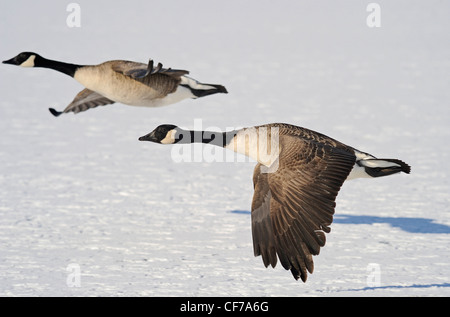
[50,88,115,116]
[251,163,278,269]
[251,133,356,281]
[111,59,190,97]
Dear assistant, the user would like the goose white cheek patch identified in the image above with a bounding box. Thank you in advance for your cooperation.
[20,55,36,67]
[161,129,177,144]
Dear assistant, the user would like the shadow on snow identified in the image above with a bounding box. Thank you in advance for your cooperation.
[229,210,450,234]
[343,282,450,292]
[334,214,450,234]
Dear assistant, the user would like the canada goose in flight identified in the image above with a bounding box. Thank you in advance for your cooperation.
[139,123,411,282]
[2,52,228,116]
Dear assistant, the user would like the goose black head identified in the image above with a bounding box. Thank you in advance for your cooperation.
[3,52,41,67]
[139,124,182,144]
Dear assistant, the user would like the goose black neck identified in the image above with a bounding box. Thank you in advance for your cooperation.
[36,56,82,78]
[177,129,237,147]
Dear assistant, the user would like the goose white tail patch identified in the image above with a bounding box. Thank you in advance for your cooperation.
[347,159,402,180]
[180,76,216,90]
[362,159,401,168]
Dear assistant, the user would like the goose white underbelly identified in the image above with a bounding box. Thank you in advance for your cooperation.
[346,163,372,180]
[74,67,194,107]
[105,85,193,108]
[346,150,376,180]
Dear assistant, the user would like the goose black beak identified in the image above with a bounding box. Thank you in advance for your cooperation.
[138,131,158,142]
[2,58,15,65]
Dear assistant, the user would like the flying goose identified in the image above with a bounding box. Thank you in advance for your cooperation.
[139,123,411,281]
[2,52,228,116]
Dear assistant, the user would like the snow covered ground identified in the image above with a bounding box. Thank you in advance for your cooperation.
[0,0,449,296]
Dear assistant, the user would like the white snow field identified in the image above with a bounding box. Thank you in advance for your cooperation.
[0,0,449,297]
